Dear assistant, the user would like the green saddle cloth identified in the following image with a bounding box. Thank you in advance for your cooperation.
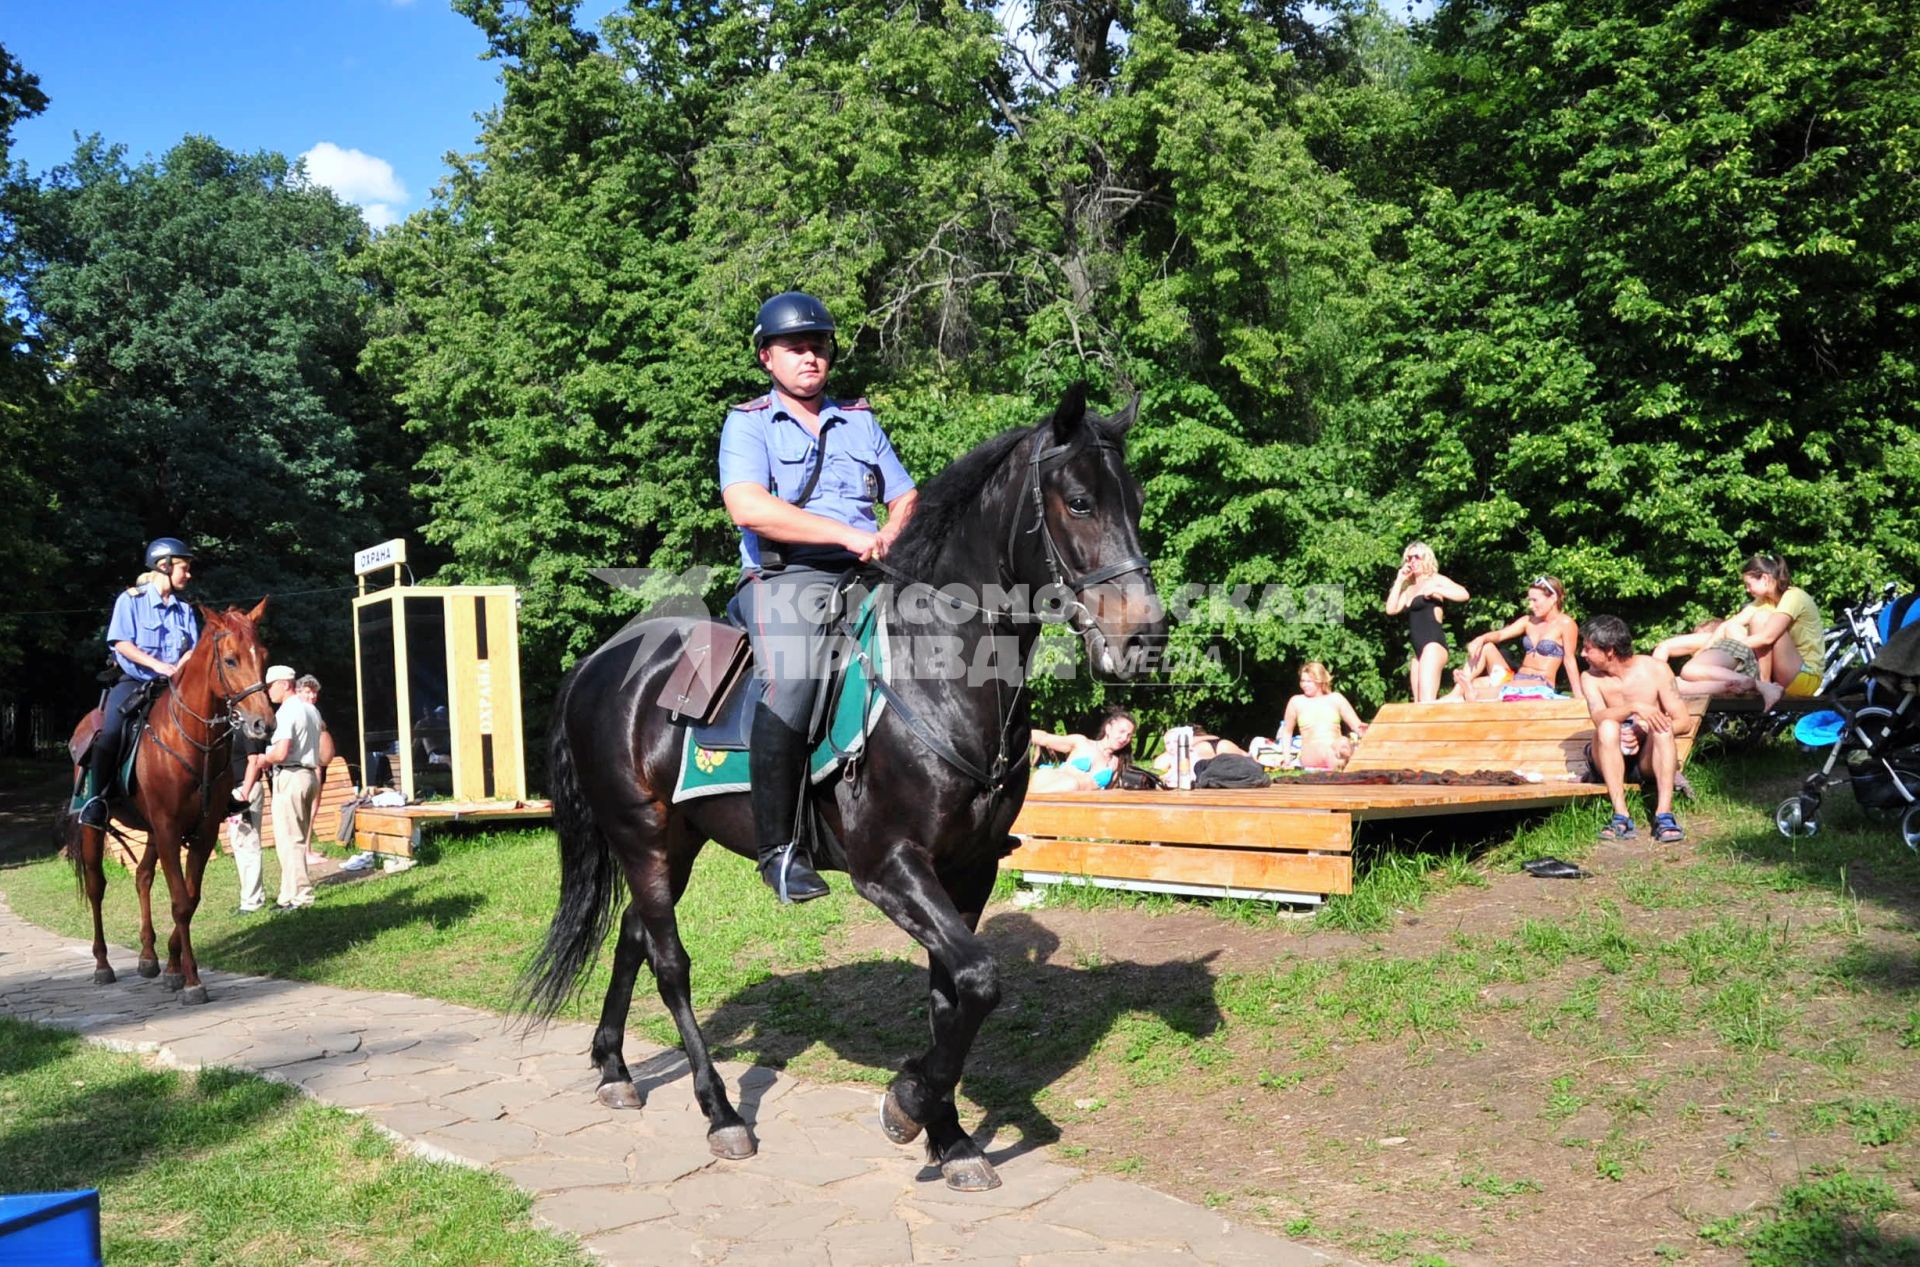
[672,594,891,803]
[70,735,143,814]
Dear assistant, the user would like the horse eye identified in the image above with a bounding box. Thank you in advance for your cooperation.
[1067,496,1094,517]
[224,656,239,668]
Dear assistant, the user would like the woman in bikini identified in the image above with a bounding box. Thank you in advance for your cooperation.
[1029,706,1136,793]
[1270,662,1368,770]
[1385,541,1470,703]
[1452,575,1582,700]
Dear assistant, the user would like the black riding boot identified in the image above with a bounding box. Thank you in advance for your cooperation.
[750,708,829,903]
[81,731,116,827]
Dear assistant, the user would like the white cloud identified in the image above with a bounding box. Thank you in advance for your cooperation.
[299,141,409,229]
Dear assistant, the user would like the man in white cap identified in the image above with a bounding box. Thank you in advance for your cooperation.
[258,664,323,908]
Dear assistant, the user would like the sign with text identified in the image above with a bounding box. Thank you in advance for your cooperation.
[353,538,408,577]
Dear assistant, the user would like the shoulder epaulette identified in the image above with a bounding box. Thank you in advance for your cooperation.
[731,395,771,412]
[836,397,871,412]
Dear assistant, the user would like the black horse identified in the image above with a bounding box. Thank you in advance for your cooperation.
[522,384,1167,1191]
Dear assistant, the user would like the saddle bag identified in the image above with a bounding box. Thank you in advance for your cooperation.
[661,623,752,726]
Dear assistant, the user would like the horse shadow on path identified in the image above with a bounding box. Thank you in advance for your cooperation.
[657,911,1224,1166]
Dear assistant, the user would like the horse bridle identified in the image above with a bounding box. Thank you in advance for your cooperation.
[848,425,1154,795]
[1006,429,1154,634]
[148,627,270,783]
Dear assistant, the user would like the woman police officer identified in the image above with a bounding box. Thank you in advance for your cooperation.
[81,537,200,827]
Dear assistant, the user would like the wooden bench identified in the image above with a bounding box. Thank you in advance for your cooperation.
[1346,697,1708,780]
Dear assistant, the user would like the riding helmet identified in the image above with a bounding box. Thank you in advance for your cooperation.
[144,537,195,569]
[751,291,837,353]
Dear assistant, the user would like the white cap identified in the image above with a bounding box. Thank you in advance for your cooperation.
[264,664,296,685]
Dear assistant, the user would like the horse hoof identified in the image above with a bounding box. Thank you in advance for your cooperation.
[708,1124,756,1160]
[881,1090,923,1145]
[179,985,209,1006]
[596,1080,643,1110]
[160,972,185,992]
[92,967,116,985]
[942,1154,1002,1192]
[137,959,161,979]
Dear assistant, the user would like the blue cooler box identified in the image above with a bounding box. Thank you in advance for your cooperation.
[0,1190,103,1266]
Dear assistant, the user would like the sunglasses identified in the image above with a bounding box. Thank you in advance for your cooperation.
[1530,576,1558,596]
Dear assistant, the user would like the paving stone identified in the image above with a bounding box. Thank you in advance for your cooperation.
[1020,1251,1197,1267]
[736,1148,875,1189]
[816,1172,908,1222]
[708,1242,833,1267]
[696,1198,846,1244]
[148,1031,255,1067]
[666,1168,798,1218]
[822,1219,914,1267]
[518,1094,623,1136]
[420,1116,542,1163]
[532,1185,674,1238]
[371,1103,470,1137]
[501,1155,640,1194]
[899,1159,1076,1214]
[584,1219,705,1267]
[909,1214,1099,1260]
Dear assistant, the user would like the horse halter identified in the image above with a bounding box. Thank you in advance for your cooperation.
[1008,429,1153,633]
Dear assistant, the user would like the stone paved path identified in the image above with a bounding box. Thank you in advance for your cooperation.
[0,894,1351,1266]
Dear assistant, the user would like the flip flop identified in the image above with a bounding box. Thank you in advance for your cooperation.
[1597,813,1636,841]
[1522,856,1591,880]
[1653,812,1685,844]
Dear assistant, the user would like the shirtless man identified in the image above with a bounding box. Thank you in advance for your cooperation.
[1579,614,1689,844]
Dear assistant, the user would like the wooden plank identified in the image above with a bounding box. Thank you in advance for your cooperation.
[1004,838,1353,895]
[1022,784,1600,811]
[448,593,484,801]
[1011,802,1352,852]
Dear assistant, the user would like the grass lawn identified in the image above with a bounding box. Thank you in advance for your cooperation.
[0,1016,591,1266]
[5,748,1920,1264]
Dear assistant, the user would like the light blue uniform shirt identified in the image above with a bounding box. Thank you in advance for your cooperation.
[106,583,200,680]
[718,388,915,573]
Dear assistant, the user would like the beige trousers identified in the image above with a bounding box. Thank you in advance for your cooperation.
[271,767,320,907]
[230,781,266,911]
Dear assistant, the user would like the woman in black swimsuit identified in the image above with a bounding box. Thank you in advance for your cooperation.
[1384,541,1470,703]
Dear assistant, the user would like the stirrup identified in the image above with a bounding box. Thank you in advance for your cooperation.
[78,795,108,828]
[760,842,828,904]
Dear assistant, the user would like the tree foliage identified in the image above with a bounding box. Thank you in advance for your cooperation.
[8,0,1917,754]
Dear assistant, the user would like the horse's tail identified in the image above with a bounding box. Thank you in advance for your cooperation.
[519,661,623,1026]
[55,806,84,891]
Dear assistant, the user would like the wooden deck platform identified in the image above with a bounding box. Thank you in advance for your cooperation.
[1004,699,1709,904]
[352,799,553,859]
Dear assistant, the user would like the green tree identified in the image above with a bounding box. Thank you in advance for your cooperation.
[5,134,406,707]
[1361,0,1920,639]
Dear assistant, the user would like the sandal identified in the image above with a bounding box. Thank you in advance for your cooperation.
[1653,812,1685,844]
[1597,813,1636,841]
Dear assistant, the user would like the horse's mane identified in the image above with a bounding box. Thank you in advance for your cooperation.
[885,424,1035,577]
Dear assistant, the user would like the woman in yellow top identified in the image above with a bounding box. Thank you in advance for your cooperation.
[1655,554,1826,699]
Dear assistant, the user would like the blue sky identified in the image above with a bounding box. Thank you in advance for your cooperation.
[5,0,609,228]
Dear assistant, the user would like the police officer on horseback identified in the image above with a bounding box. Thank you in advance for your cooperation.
[80,537,200,827]
[719,292,918,902]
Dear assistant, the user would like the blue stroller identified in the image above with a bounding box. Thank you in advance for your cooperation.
[1775,621,1920,849]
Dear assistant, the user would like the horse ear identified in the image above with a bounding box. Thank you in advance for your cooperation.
[1048,381,1089,446]
[1104,393,1141,437]
[246,596,269,624]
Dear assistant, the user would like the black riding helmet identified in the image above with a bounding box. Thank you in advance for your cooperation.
[144,537,195,569]
[751,291,837,360]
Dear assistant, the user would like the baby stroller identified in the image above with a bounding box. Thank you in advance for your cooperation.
[1775,621,1920,849]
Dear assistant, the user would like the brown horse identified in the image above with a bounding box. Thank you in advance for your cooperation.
[57,600,277,1004]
